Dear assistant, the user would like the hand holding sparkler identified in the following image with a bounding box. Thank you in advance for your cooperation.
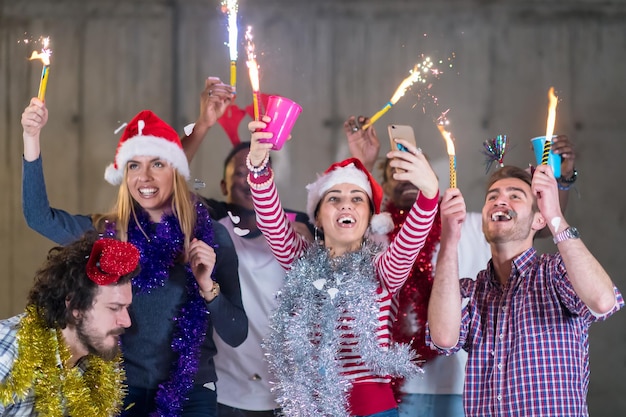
[344,115,380,172]
[197,77,235,128]
[21,98,49,161]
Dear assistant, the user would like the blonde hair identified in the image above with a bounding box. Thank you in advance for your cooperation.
[93,167,197,255]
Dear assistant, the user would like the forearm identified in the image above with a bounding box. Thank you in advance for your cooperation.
[428,238,462,348]
[181,122,211,162]
[379,192,439,292]
[22,157,93,244]
[555,226,617,314]
[249,170,305,269]
[23,132,41,162]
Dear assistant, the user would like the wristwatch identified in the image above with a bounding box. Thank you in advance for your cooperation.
[553,226,580,244]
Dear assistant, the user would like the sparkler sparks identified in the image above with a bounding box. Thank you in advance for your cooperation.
[362,55,444,130]
[245,26,260,120]
[28,37,52,101]
[541,87,559,165]
[436,110,457,188]
[221,0,239,90]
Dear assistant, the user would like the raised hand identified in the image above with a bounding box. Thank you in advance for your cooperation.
[21,97,48,161]
[386,138,439,199]
[344,115,380,172]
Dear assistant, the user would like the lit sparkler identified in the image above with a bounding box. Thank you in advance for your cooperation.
[362,57,435,130]
[29,37,52,101]
[436,110,456,188]
[245,26,260,120]
[541,87,558,165]
[221,0,238,91]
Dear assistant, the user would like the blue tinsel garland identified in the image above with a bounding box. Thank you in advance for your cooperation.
[105,200,214,417]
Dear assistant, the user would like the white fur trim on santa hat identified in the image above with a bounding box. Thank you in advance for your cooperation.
[104,135,190,185]
[305,163,372,222]
[370,212,393,235]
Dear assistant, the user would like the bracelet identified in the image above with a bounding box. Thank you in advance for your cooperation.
[247,170,274,190]
[557,182,572,191]
[558,168,577,184]
[246,152,270,178]
[199,282,220,302]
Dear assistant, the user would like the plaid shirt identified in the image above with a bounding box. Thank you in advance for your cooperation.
[0,315,34,417]
[428,248,623,417]
[0,314,88,417]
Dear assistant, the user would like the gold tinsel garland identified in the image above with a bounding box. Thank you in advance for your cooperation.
[0,305,125,416]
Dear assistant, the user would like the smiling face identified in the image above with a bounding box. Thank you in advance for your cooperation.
[315,183,372,256]
[221,148,254,211]
[482,177,543,245]
[125,156,175,222]
[74,282,132,361]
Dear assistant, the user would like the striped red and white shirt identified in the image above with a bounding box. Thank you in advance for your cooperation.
[249,169,438,415]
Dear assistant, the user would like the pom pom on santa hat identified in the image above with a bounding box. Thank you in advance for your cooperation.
[305,157,393,235]
[104,110,190,185]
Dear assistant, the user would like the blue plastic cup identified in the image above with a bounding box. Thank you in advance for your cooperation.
[531,136,561,179]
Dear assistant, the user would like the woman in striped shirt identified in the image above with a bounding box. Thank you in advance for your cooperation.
[245,116,439,417]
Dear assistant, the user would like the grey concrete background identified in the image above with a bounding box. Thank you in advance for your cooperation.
[1,0,625,414]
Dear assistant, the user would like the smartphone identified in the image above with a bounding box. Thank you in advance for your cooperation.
[388,124,417,172]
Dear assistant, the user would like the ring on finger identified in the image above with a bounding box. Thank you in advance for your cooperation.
[414,147,422,155]
[351,126,359,132]
[208,90,213,96]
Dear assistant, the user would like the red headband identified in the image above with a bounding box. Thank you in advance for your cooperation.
[86,238,140,285]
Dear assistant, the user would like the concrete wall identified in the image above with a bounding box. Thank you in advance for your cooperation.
[1,0,625,414]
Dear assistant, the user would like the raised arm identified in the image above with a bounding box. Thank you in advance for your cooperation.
[246,116,307,269]
[21,98,93,244]
[377,139,439,291]
[532,164,618,315]
[182,77,234,161]
[428,188,466,349]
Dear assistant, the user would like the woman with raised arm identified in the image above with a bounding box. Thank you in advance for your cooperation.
[245,116,439,417]
[20,82,247,417]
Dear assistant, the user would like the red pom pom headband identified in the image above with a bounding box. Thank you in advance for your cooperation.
[86,238,140,285]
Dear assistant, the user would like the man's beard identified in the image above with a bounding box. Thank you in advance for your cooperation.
[483,212,534,244]
[76,317,123,361]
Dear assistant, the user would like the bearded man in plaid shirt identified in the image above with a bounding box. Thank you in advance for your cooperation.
[427,165,623,417]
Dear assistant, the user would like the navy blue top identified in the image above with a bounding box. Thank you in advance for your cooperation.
[22,156,248,388]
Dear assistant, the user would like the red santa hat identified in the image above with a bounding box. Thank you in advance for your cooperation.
[104,110,190,185]
[305,157,393,235]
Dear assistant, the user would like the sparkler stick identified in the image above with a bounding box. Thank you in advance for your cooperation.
[362,57,434,130]
[541,87,558,165]
[436,112,456,188]
[29,37,52,101]
[245,26,260,120]
[221,0,239,90]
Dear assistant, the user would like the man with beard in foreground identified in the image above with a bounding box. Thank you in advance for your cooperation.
[0,231,140,416]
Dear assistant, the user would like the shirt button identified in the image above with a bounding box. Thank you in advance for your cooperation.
[499,333,504,339]
[497,395,502,401]
[497,363,502,370]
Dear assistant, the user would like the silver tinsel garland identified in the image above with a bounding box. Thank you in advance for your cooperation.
[264,241,423,417]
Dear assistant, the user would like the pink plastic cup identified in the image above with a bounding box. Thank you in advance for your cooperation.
[260,95,302,150]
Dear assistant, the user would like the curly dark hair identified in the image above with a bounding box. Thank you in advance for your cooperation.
[26,231,140,329]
